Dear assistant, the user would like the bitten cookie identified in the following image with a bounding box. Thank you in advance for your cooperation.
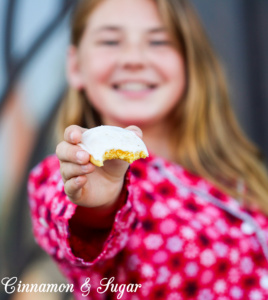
[78,125,149,167]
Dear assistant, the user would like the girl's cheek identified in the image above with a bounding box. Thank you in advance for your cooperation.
[89,51,118,77]
[148,49,185,78]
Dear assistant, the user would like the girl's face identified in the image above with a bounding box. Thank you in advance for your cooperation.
[68,0,185,128]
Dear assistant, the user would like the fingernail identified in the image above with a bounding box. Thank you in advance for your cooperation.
[70,132,75,142]
[76,151,87,162]
[75,177,81,184]
[81,165,89,172]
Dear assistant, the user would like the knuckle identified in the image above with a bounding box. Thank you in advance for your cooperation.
[64,185,69,196]
[65,145,74,162]
[64,182,72,198]
[64,125,76,142]
[64,126,71,137]
[61,167,67,181]
[64,128,69,141]
[66,125,77,134]
[55,143,61,157]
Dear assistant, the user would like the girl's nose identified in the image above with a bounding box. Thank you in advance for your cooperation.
[118,42,147,70]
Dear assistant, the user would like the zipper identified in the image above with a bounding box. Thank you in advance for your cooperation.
[151,159,268,265]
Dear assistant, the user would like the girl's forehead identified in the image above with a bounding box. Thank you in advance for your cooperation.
[86,0,164,31]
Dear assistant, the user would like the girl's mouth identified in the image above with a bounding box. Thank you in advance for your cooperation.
[112,82,158,98]
[112,82,157,91]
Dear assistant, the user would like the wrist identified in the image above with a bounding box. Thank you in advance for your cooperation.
[72,173,128,229]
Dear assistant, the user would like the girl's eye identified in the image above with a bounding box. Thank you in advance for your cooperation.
[150,40,171,46]
[99,40,120,46]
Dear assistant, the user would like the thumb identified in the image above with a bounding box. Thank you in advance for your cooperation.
[125,125,143,139]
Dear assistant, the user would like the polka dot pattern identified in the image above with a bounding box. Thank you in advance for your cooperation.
[28,153,268,299]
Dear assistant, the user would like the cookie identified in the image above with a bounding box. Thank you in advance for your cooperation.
[78,125,149,167]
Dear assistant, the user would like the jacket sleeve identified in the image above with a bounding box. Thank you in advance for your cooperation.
[27,155,137,267]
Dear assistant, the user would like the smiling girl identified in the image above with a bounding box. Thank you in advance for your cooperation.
[28,0,268,299]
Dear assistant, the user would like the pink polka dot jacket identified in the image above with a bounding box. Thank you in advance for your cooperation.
[28,153,268,300]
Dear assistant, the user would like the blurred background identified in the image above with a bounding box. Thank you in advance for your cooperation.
[0,0,267,300]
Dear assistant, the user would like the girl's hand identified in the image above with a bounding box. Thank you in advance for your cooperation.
[56,125,142,211]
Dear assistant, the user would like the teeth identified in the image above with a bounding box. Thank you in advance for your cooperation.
[115,83,152,91]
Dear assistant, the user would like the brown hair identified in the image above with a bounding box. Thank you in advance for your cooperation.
[57,0,268,214]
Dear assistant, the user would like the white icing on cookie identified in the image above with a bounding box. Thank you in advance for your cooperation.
[78,125,149,164]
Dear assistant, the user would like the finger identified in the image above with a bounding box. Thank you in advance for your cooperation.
[60,162,95,183]
[64,176,87,202]
[125,125,143,139]
[103,159,130,180]
[56,141,90,164]
[64,125,88,144]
